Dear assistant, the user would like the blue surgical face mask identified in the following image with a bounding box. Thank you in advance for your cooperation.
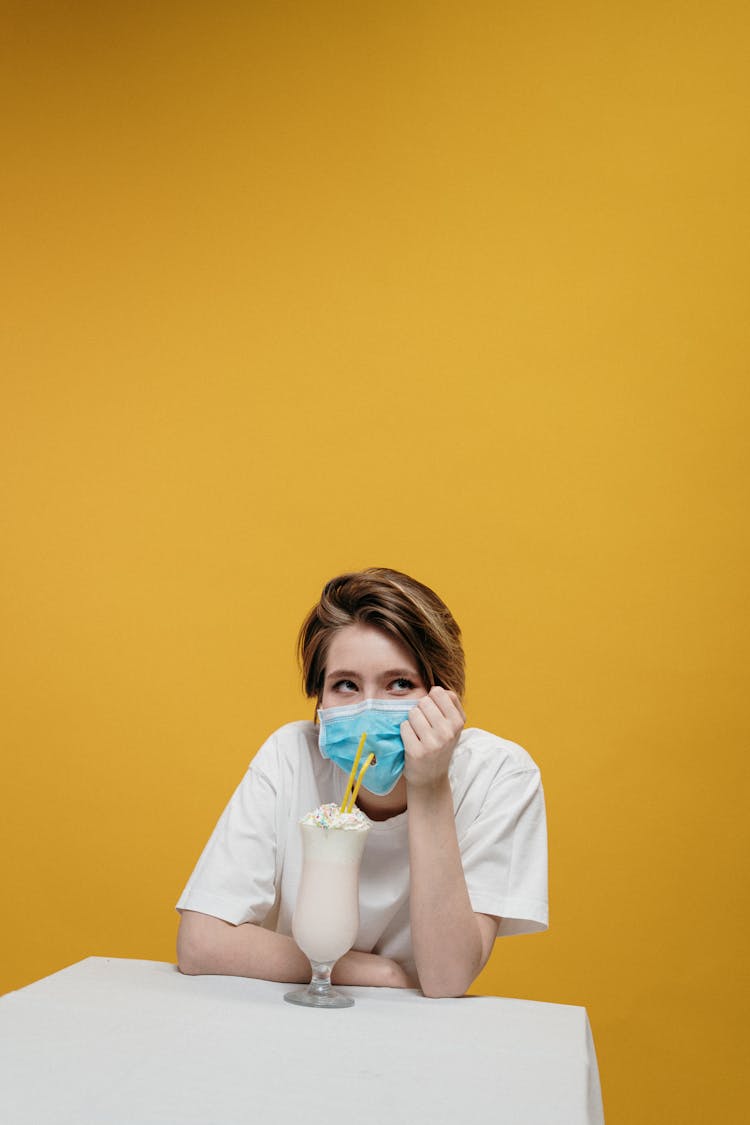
[317,698,419,796]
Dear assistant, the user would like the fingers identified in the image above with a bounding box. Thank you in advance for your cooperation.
[429,685,466,724]
[401,686,464,790]
[403,686,465,748]
[414,687,464,728]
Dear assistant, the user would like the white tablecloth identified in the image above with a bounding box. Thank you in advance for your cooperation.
[0,958,604,1124]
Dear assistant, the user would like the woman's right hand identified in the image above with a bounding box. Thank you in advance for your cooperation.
[332,949,417,989]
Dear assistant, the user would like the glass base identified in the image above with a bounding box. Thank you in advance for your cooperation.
[284,985,354,1009]
[283,960,354,1008]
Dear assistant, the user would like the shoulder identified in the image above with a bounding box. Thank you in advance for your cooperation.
[449,727,542,809]
[453,727,540,778]
[240,720,338,818]
[449,727,545,831]
[261,719,319,750]
[249,720,319,774]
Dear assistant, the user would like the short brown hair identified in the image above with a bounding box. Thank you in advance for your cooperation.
[297,567,465,704]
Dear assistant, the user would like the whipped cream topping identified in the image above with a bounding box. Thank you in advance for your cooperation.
[301,802,371,830]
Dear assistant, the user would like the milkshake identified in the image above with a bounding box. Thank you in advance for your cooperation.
[284,802,371,1008]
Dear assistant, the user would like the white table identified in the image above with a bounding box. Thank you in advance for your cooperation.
[0,958,604,1124]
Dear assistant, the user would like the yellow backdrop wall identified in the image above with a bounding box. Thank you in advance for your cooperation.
[2,3,748,1122]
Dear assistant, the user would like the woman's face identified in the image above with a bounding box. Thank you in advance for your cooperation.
[320,623,428,710]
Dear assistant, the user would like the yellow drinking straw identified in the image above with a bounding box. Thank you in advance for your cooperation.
[340,732,367,813]
[347,753,375,813]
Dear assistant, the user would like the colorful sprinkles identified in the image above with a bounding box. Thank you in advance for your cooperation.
[301,802,370,830]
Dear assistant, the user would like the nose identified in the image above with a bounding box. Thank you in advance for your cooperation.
[358,684,390,700]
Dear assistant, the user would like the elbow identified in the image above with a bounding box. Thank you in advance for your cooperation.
[419,967,473,998]
[176,951,201,976]
[418,953,482,999]
[421,980,468,999]
[176,914,210,976]
[176,942,202,977]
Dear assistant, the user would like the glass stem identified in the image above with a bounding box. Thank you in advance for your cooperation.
[308,961,335,997]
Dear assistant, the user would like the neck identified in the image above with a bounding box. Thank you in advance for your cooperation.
[354,777,407,821]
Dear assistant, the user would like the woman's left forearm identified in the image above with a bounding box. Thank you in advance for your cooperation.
[407,777,487,998]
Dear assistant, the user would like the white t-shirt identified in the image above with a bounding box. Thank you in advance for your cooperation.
[176,721,548,978]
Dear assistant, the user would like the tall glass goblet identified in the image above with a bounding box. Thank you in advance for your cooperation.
[284,815,370,1009]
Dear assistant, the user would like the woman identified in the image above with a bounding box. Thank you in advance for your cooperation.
[177,567,548,997]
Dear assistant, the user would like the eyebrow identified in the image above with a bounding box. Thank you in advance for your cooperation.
[325,667,420,682]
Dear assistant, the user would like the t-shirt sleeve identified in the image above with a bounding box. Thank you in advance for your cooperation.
[176,745,280,926]
[460,766,549,937]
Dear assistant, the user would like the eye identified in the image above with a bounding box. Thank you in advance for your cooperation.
[389,677,416,693]
[332,679,358,694]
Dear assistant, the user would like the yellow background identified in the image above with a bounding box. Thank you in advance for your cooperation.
[2,2,748,1121]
